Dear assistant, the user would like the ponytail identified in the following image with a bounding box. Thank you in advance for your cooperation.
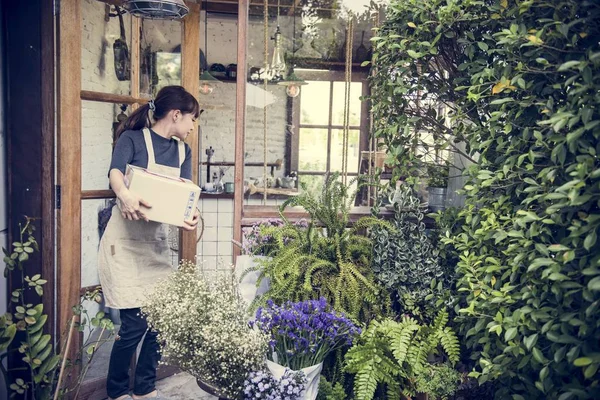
[115,103,152,138]
[115,85,200,139]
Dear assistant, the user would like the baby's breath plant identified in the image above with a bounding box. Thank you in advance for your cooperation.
[142,260,268,398]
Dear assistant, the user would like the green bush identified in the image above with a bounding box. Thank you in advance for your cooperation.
[371,0,600,398]
[371,186,453,321]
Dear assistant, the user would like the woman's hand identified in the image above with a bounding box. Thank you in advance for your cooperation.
[181,208,200,231]
[118,189,152,221]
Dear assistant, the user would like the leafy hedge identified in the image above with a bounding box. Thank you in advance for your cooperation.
[371,0,600,398]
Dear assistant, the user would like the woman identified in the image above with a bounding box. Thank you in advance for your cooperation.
[98,86,201,400]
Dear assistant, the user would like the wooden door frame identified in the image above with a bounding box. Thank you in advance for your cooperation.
[4,0,56,384]
[56,0,202,397]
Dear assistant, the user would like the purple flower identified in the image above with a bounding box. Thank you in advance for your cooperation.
[254,298,361,370]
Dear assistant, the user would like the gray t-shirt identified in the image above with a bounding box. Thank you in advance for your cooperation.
[109,129,192,179]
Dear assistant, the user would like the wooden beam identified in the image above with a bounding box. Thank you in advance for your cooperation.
[180,1,201,263]
[57,0,82,366]
[81,190,116,200]
[233,0,249,261]
[130,16,141,110]
[80,90,148,105]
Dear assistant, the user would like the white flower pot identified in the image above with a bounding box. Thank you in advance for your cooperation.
[266,359,323,400]
[235,255,270,309]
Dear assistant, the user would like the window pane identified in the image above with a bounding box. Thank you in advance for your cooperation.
[140,19,182,96]
[81,101,118,190]
[299,175,325,197]
[82,0,132,95]
[300,82,331,125]
[331,82,362,126]
[298,128,328,172]
[330,129,360,173]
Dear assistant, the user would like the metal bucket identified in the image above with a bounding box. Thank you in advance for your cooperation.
[428,187,447,212]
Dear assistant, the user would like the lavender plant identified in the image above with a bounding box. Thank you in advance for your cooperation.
[253,298,361,370]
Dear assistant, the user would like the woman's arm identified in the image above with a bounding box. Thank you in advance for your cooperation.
[109,169,151,221]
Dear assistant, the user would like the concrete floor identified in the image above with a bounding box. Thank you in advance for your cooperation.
[154,372,217,400]
[83,326,217,399]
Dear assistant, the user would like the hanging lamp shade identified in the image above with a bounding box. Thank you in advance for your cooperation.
[278,70,307,98]
[124,0,189,19]
[199,70,220,95]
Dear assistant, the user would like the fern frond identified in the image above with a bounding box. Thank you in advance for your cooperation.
[439,327,460,365]
[387,321,419,365]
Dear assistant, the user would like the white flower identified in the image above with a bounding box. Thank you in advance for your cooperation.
[142,260,268,399]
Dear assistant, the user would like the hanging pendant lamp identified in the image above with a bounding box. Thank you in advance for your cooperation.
[124,0,189,20]
[278,0,307,98]
[278,70,307,98]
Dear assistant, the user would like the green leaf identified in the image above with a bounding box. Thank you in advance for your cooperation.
[588,277,600,291]
[524,334,538,351]
[584,363,599,379]
[532,347,548,364]
[584,230,597,251]
[477,42,489,51]
[558,61,582,71]
[548,244,570,252]
[540,366,549,381]
[505,327,518,342]
[574,357,593,367]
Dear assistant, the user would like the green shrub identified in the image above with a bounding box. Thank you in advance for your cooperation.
[371,0,600,398]
[345,309,460,400]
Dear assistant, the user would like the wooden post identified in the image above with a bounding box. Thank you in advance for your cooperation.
[180,1,201,263]
[57,0,82,365]
[233,0,249,261]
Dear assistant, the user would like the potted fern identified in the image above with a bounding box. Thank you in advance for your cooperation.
[244,173,393,322]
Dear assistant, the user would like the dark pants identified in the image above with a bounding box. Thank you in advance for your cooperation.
[106,308,161,398]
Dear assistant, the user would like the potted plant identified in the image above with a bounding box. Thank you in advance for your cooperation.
[142,261,268,399]
[426,164,449,212]
[236,219,309,307]
[245,173,393,322]
[253,298,361,400]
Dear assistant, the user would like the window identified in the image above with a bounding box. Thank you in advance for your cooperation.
[290,70,369,193]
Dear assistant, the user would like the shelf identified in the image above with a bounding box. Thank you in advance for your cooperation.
[294,58,370,70]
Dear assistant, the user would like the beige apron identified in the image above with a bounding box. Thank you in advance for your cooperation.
[98,128,185,309]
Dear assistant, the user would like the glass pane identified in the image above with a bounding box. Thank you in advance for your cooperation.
[299,128,328,171]
[299,175,325,196]
[82,1,132,95]
[199,11,239,192]
[243,0,376,204]
[330,129,360,173]
[81,101,121,191]
[300,81,331,125]
[140,19,182,96]
[331,82,362,126]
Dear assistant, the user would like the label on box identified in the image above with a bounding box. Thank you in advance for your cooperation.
[184,191,197,220]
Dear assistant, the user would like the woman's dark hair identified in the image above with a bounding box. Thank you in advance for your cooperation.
[116,85,201,137]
